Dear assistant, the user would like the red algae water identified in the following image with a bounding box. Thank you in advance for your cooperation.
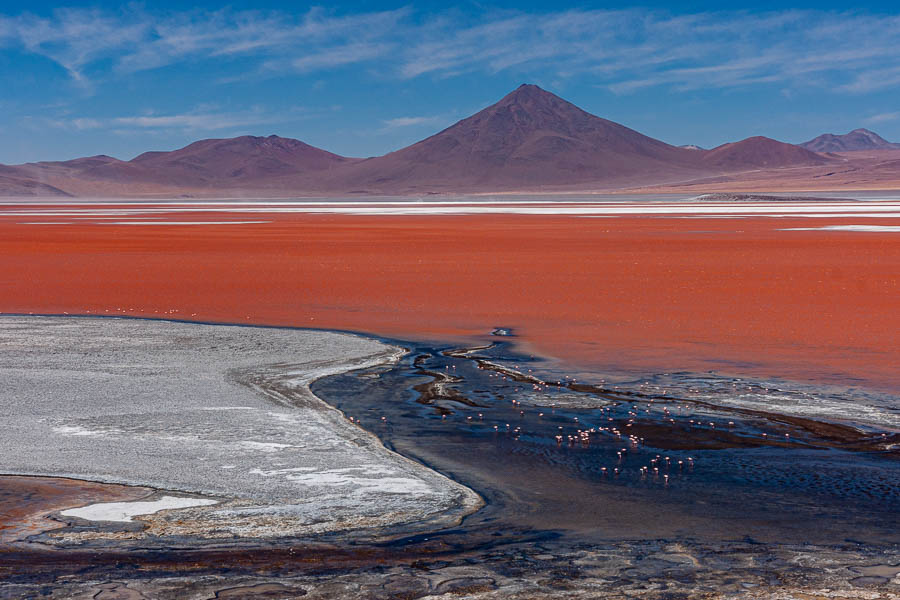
[2,210,899,392]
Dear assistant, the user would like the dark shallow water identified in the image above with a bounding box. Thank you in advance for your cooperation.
[312,339,900,548]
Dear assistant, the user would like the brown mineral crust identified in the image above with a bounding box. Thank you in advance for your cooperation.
[0,475,151,544]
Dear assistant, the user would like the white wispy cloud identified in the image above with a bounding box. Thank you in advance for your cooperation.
[4,8,149,83]
[865,112,900,124]
[70,117,102,130]
[1,7,900,96]
[381,116,446,129]
[291,42,390,72]
[841,65,900,94]
[40,109,280,132]
[112,113,275,130]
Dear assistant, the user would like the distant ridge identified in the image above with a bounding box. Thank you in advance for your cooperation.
[703,136,831,169]
[0,135,358,195]
[801,128,900,153]
[0,84,876,197]
[0,174,72,197]
[129,135,356,183]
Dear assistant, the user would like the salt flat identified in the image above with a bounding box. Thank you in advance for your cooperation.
[0,317,479,539]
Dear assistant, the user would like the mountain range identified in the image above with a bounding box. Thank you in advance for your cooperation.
[800,128,900,153]
[2,84,899,197]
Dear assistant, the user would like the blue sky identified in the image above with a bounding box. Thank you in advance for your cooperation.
[2,2,899,163]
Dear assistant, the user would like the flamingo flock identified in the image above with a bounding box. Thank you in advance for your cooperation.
[345,352,898,494]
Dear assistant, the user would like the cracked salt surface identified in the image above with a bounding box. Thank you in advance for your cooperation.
[249,466,436,494]
[237,441,295,452]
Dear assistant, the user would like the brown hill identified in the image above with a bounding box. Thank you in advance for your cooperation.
[301,84,703,193]
[801,128,900,153]
[702,136,833,170]
[129,135,356,184]
[9,155,121,178]
[0,136,358,195]
[50,155,121,170]
[11,155,166,187]
[0,173,72,197]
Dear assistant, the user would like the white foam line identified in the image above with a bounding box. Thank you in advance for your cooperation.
[95,221,271,225]
[5,202,900,218]
[4,211,160,216]
[677,213,900,219]
[0,201,895,210]
[782,225,900,232]
[108,201,895,209]
[7,207,900,217]
[2,195,900,207]
[60,496,218,522]
[0,199,692,207]
[11,202,900,211]
[78,216,161,220]
[258,206,900,216]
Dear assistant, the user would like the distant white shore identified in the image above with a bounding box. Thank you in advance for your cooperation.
[4,195,900,222]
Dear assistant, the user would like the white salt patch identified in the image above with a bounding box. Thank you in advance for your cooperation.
[249,467,318,476]
[290,472,434,494]
[782,225,900,232]
[266,412,306,423]
[238,440,293,452]
[53,425,106,437]
[247,465,434,494]
[60,496,218,522]
[275,466,435,494]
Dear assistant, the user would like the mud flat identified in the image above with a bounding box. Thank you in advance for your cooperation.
[0,316,479,543]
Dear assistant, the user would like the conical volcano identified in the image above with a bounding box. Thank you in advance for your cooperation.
[311,84,703,192]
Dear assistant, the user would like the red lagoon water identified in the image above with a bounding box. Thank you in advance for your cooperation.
[2,211,899,391]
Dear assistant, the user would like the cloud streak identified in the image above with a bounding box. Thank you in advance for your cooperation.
[40,109,281,133]
[381,116,447,129]
[1,7,900,95]
[866,112,900,124]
